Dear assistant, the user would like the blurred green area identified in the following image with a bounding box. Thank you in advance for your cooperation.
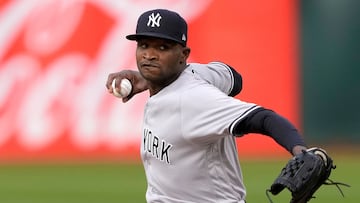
[0,162,146,203]
[0,153,357,203]
[301,0,360,144]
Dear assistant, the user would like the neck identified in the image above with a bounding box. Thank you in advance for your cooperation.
[148,66,186,96]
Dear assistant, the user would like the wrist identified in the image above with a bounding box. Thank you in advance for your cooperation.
[292,145,307,156]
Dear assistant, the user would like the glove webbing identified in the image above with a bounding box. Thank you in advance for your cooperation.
[265,174,350,203]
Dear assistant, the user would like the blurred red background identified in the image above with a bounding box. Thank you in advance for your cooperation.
[0,0,299,161]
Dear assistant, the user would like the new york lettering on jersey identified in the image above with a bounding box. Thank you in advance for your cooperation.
[143,128,172,164]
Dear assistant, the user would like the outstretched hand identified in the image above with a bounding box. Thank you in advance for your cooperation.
[106,70,148,102]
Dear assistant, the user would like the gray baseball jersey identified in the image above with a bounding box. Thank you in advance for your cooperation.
[141,62,259,203]
[189,62,235,96]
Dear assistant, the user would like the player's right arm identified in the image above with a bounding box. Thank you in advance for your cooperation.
[189,62,242,97]
[106,62,243,102]
[106,70,149,102]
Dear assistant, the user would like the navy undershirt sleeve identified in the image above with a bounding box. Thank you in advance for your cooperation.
[232,107,306,153]
[225,64,242,97]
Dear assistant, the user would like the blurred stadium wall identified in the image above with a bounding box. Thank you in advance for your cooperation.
[301,0,360,145]
[0,0,357,161]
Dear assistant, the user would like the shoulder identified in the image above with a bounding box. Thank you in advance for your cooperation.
[188,62,231,72]
[185,62,231,84]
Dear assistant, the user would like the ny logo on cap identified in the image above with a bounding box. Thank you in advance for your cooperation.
[147,13,162,27]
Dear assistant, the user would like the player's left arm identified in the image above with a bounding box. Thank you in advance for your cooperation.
[232,107,307,155]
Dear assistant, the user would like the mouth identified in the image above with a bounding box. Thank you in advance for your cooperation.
[140,62,159,69]
[139,62,161,77]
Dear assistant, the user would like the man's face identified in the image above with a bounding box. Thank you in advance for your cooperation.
[136,37,189,87]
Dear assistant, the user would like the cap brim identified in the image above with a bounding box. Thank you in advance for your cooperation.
[126,32,185,46]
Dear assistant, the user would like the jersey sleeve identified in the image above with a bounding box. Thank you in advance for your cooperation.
[179,81,259,145]
[189,62,242,96]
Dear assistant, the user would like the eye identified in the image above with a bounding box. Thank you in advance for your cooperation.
[159,45,168,50]
[137,42,147,49]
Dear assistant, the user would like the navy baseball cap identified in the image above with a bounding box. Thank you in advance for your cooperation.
[126,9,188,46]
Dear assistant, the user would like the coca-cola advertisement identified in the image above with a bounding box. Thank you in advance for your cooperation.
[0,0,298,161]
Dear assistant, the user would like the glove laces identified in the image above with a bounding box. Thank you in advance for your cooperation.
[323,178,350,197]
[265,178,350,203]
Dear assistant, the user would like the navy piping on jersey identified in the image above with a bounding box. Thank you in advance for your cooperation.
[229,105,260,135]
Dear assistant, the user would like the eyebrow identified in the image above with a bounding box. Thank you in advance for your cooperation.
[137,37,177,45]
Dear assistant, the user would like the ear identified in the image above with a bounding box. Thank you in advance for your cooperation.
[181,47,191,62]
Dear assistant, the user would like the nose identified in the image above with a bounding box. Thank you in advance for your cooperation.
[143,48,158,60]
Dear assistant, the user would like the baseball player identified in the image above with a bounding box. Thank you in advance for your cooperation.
[106,9,307,203]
